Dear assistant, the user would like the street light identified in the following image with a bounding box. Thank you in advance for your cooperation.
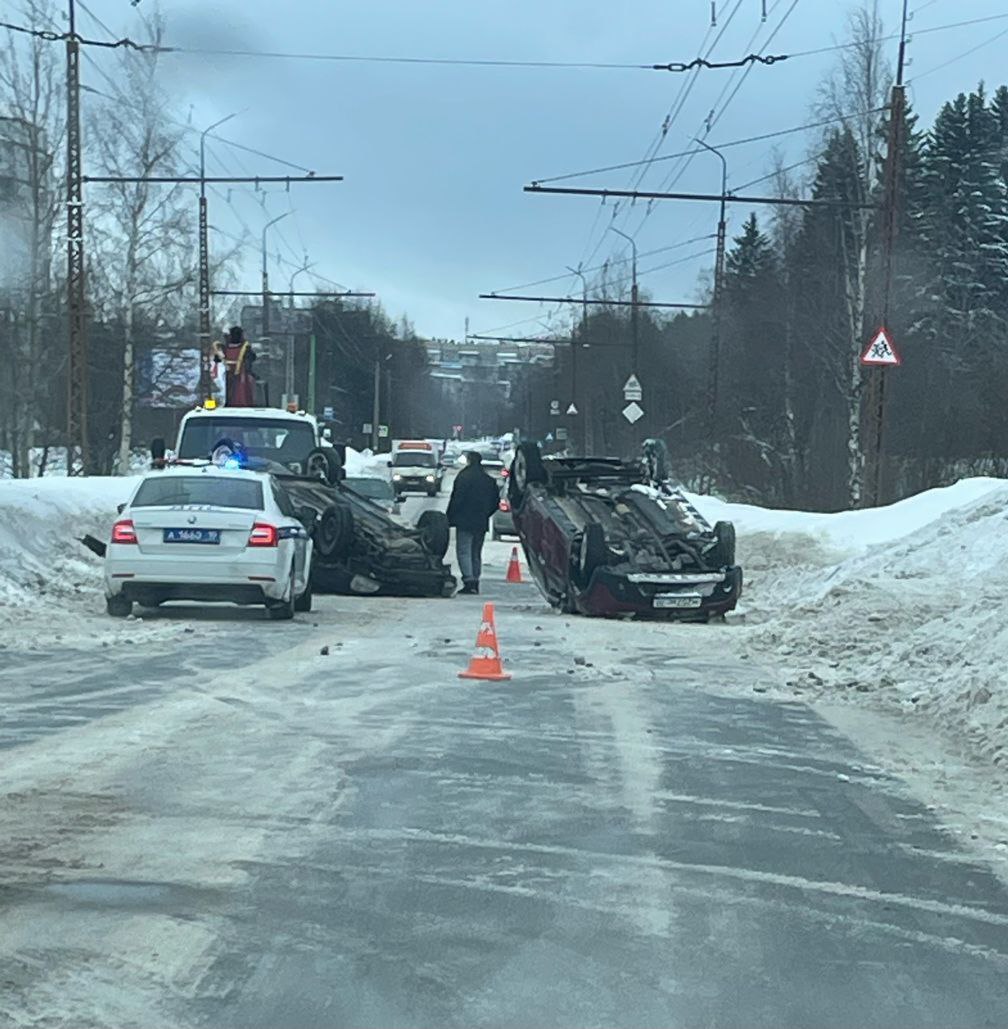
[284,260,315,400]
[608,226,639,373]
[261,210,290,338]
[565,263,588,454]
[694,138,728,432]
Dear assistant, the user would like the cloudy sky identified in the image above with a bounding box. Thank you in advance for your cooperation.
[71,0,1008,339]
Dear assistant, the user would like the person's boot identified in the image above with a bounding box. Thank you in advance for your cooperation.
[458,580,477,595]
[473,580,480,594]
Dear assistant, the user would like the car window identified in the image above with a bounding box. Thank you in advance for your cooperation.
[345,477,395,500]
[178,419,316,462]
[393,451,436,467]
[132,476,264,510]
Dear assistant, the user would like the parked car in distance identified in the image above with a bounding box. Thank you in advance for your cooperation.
[491,480,516,541]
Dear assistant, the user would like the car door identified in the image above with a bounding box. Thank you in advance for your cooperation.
[272,480,309,588]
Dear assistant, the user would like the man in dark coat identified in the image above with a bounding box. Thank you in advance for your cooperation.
[446,451,501,594]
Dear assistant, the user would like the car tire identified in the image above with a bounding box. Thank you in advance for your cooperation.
[106,594,132,618]
[508,442,546,508]
[709,520,736,568]
[416,510,450,560]
[577,523,608,585]
[305,447,343,485]
[294,577,313,612]
[315,504,354,560]
[268,569,296,620]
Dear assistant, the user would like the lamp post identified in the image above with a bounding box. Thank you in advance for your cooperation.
[695,138,728,430]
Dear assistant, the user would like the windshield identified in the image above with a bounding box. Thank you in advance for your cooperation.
[392,451,436,468]
[132,476,264,510]
[178,418,315,463]
[345,477,395,500]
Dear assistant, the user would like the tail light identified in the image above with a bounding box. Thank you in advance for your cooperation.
[248,522,279,548]
[501,468,509,478]
[498,499,510,512]
[111,519,138,545]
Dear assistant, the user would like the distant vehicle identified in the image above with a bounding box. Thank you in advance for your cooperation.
[482,458,506,479]
[157,404,343,485]
[490,480,516,541]
[343,475,402,516]
[104,466,313,620]
[390,442,443,497]
[507,442,741,620]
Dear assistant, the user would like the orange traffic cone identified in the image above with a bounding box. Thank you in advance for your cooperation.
[458,602,512,681]
[505,546,524,584]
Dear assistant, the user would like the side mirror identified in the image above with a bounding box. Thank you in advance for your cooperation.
[322,427,333,441]
[116,502,126,515]
[387,460,393,468]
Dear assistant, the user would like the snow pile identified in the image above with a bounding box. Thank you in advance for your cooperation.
[343,446,391,478]
[718,478,1008,768]
[0,477,137,609]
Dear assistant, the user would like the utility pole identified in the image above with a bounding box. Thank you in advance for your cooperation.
[695,138,728,432]
[566,263,587,454]
[65,0,88,474]
[261,211,288,388]
[198,111,239,399]
[864,0,909,507]
[371,342,381,452]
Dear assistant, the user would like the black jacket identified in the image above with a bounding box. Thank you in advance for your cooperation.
[446,465,500,533]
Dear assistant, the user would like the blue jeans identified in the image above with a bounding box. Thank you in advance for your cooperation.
[456,529,485,584]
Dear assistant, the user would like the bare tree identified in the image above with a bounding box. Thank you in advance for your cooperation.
[87,11,195,474]
[815,0,892,505]
[0,1,64,477]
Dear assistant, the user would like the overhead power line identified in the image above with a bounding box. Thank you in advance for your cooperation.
[530,107,889,186]
[479,294,710,310]
[526,183,877,210]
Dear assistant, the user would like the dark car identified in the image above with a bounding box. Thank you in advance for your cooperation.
[491,480,516,541]
[507,443,741,620]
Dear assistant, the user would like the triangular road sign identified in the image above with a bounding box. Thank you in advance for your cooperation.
[566,402,578,415]
[861,327,901,367]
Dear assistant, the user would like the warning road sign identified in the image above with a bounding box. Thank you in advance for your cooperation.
[861,327,901,367]
[623,374,643,401]
[566,402,578,415]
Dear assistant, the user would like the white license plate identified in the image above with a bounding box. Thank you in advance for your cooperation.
[653,593,702,609]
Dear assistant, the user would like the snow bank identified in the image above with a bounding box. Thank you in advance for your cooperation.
[343,447,391,478]
[0,477,138,609]
[721,478,1008,770]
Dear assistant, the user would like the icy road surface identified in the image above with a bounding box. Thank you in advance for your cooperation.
[2,499,1008,1026]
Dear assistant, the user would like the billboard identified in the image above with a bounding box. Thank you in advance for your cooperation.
[136,347,200,409]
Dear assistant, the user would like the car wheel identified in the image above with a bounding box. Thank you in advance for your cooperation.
[416,510,450,560]
[577,523,608,585]
[106,594,132,618]
[294,576,313,612]
[305,447,343,485]
[268,569,296,620]
[315,504,354,560]
[709,520,736,568]
[508,442,546,509]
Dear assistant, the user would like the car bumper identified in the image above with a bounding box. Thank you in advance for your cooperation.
[575,565,742,619]
[393,477,439,492]
[105,553,290,603]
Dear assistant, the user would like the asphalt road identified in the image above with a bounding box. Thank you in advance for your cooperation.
[3,500,1008,1026]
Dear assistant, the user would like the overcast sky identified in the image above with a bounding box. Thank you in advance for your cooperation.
[73,0,1008,339]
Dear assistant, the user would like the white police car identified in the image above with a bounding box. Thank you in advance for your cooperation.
[104,465,313,620]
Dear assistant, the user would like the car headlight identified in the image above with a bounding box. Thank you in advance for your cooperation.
[425,475,435,482]
[392,473,402,480]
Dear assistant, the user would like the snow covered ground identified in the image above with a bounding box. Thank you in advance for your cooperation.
[694,479,1008,773]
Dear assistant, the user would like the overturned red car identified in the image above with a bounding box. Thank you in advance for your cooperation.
[507,443,741,620]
